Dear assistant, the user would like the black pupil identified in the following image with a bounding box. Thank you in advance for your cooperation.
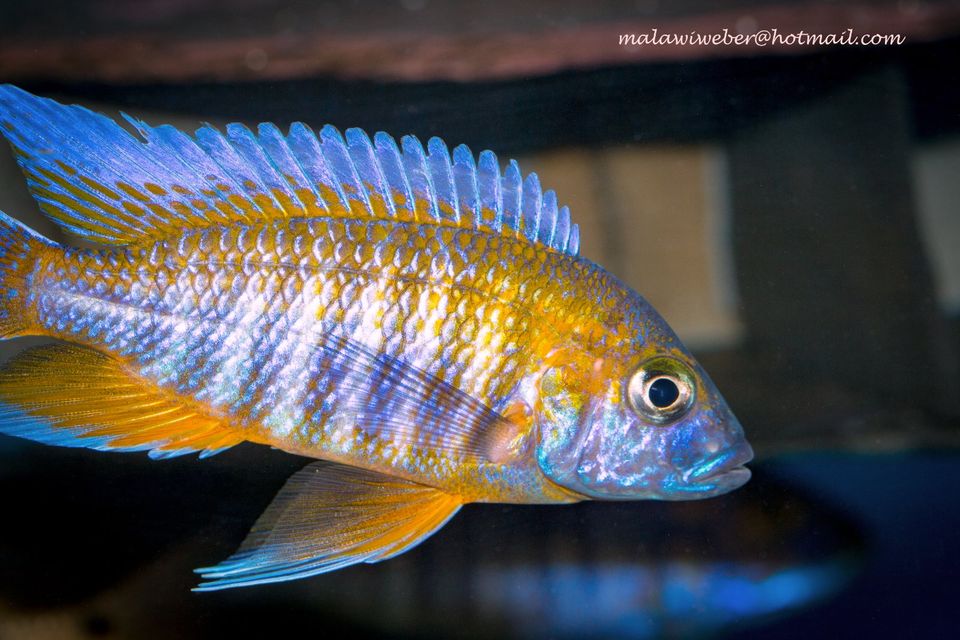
[648,378,680,408]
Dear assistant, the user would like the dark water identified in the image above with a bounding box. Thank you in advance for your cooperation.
[1,439,956,638]
[746,453,960,640]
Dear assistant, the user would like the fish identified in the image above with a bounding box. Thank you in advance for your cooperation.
[0,85,753,591]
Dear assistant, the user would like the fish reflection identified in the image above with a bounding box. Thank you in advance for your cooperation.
[468,561,850,638]
[282,472,861,639]
[0,454,860,639]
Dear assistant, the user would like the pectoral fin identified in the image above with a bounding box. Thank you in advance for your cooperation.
[193,461,462,591]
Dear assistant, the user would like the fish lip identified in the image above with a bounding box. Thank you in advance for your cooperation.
[684,443,755,484]
[657,465,752,501]
[698,465,752,491]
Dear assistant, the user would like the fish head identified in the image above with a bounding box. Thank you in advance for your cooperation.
[534,309,752,502]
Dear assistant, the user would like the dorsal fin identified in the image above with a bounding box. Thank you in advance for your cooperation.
[0,85,579,255]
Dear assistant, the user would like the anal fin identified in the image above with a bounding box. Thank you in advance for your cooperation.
[194,461,462,590]
[0,344,243,458]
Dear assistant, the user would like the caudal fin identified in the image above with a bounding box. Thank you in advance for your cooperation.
[0,210,51,338]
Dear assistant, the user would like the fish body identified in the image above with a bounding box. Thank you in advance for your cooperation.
[28,217,625,504]
[0,85,752,589]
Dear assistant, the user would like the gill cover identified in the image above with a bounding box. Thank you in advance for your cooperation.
[535,360,603,495]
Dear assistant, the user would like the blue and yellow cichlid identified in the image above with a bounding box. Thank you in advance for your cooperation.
[0,86,752,590]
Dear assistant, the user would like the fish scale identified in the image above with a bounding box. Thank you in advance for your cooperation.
[27,217,615,497]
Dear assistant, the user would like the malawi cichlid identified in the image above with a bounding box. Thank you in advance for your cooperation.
[0,86,752,590]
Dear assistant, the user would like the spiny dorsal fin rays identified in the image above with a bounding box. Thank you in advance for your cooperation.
[555,202,572,251]
[452,144,480,226]
[345,128,396,219]
[522,172,543,244]
[426,137,460,224]
[320,124,374,215]
[122,119,257,227]
[373,130,416,220]
[0,84,580,255]
[477,150,503,231]
[256,122,327,215]
[226,122,303,217]
[121,121,250,229]
[286,122,349,212]
[501,160,523,240]
[400,134,438,222]
[541,190,559,246]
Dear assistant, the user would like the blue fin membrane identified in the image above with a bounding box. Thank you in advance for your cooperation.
[194,461,462,590]
[0,85,579,255]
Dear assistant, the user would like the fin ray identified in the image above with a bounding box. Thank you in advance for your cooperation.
[194,461,462,590]
[0,344,243,458]
[0,85,579,255]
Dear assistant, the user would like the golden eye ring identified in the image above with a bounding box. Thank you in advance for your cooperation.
[626,357,696,424]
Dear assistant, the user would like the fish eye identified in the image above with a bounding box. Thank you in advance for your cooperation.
[648,377,680,408]
[626,357,695,424]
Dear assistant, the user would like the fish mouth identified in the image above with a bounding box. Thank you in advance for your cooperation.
[684,443,755,490]
[695,465,752,492]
